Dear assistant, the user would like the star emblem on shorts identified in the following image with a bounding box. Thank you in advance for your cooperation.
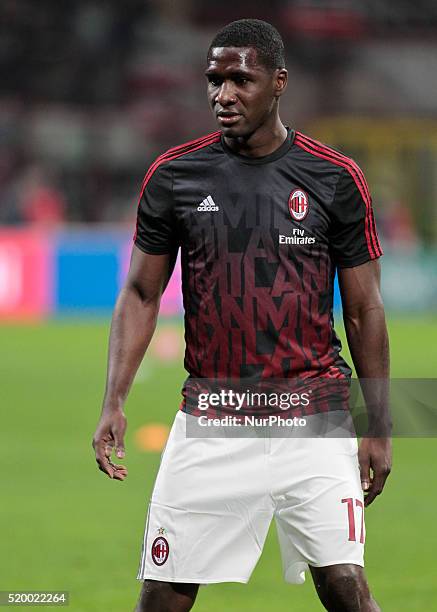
[157,527,166,535]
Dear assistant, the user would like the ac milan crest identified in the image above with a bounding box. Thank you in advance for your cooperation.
[288,189,309,221]
[151,536,169,566]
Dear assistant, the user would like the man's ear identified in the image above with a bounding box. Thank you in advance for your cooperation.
[274,68,288,98]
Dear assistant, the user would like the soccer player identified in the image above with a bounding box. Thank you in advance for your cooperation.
[93,19,392,612]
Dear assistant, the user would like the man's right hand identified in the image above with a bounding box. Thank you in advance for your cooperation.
[92,248,171,482]
[92,410,128,481]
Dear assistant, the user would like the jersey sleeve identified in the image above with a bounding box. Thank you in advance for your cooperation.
[134,162,178,254]
[328,167,383,268]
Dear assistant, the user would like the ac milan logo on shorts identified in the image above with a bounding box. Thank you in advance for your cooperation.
[288,189,309,221]
[151,537,169,566]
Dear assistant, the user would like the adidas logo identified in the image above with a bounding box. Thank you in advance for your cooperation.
[197,195,219,212]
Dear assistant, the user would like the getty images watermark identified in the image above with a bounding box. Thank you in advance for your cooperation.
[182,378,437,438]
[184,378,350,438]
[197,388,309,428]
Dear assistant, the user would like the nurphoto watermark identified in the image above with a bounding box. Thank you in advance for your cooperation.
[181,378,437,438]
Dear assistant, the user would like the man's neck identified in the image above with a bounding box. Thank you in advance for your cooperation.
[223,119,288,158]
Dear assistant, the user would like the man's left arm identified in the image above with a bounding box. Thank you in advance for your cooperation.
[338,259,392,507]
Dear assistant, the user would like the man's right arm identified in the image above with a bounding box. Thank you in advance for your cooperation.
[92,245,173,480]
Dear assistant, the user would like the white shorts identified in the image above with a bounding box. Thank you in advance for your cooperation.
[137,410,365,585]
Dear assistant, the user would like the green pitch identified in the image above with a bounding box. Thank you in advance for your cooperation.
[1,316,436,611]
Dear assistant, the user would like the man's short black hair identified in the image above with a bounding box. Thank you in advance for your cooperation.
[208,19,285,71]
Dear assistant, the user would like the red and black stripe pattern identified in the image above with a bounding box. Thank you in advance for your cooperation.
[134,131,221,242]
[294,131,383,259]
[133,127,383,414]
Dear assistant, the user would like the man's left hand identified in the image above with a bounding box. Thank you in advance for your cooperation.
[358,437,392,507]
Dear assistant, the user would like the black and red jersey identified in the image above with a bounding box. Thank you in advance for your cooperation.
[134,128,382,413]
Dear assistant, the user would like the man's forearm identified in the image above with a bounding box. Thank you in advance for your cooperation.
[102,285,160,412]
[343,305,391,435]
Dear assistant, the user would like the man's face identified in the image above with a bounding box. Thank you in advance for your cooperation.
[205,47,283,138]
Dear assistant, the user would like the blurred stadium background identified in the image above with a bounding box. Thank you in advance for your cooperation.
[1,1,436,611]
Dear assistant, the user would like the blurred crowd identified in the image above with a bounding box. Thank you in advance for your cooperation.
[1,0,437,247]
